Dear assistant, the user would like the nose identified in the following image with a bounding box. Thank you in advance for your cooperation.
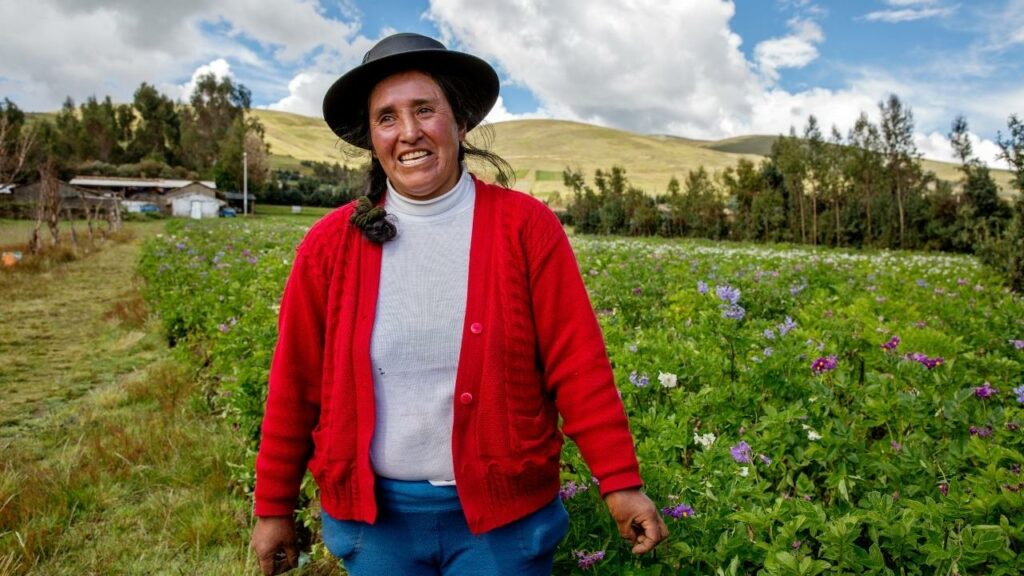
[398,112,421,143]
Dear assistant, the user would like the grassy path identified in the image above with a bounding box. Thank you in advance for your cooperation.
[0,227,255,575]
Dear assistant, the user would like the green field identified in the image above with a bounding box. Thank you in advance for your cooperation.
[136,216,1024,574]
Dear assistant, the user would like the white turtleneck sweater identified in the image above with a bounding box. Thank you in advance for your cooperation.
[369,170,474,483]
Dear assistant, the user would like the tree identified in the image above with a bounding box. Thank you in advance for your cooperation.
[180,72,252,173]
[770,129,808,243]
[128,82,180,164]
[0,98,37,185]
[847,113,883,247]
[996,114,1024,194]
[803,116,824,245]
[950,115,1009,251]
[878,94,920,248]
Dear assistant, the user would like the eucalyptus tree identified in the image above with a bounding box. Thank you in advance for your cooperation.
[878,94,921,248]
[846,113,883,246]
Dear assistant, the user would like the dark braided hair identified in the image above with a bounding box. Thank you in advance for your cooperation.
[344,70,515,244]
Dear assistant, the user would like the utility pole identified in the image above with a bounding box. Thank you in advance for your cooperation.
[243,151,248,216]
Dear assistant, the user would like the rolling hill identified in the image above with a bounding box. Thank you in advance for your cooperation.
[77,108,994,201]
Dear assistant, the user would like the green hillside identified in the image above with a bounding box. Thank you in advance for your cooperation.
[251,110,1017,200]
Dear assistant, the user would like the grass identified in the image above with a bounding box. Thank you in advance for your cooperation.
[0,221,267,575]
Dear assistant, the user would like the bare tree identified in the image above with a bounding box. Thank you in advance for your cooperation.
[0,108,36,185]
[29,159,64,253]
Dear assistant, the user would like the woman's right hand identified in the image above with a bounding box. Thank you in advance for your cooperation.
[251,516,299,575]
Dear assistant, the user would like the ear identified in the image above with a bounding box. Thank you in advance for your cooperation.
[458,122,467,142]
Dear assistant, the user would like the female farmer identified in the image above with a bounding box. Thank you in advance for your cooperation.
[250,33,668,575]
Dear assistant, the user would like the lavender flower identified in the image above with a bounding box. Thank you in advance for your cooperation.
[778,316,797,336]
[891,440,903,453]
[559,480,589,500]
[974,382,997,399]
[759,454,772,465]
[1015,385,1024,404]
[763,347,774,357]
[628,371,649,388]
[811,355,838,375]
[881,335,900,351]
[697,280,709,294]
[730,441,752,464]
[1011,339,1024,350]
[721,304,746,321]
[661,503,695,519]
[763,328,776,340]
[715,284,741,305]
[574,550,606,570]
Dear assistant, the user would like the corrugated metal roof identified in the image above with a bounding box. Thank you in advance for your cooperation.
[69,176,217,189]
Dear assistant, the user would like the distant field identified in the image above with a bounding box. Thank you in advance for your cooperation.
[253,110,1018,200]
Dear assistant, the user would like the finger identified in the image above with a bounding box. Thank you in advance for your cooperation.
[257,553,275,576]
[285,545,300,568]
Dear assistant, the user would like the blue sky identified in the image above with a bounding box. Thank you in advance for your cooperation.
[1,0,1021,166]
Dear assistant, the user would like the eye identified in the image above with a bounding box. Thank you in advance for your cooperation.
[376,113,396,126]
[417,106,433,115]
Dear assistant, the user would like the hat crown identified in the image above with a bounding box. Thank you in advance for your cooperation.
[362,33,447,65]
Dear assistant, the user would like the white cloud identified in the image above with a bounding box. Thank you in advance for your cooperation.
[755,19,824,82]
[428,0,757,138]
[483,96,552,124]
[0,0,364,110]
[175,59,233,102]
[884,0,938,6]
[915,130,1008,169]
[266,71,338,118]
[863,6,958,23]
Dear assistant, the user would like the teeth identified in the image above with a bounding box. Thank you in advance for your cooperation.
[400,150,429,162]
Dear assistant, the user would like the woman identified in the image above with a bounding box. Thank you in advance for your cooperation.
[250,33,667,575]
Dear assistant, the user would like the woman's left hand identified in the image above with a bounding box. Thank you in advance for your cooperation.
[603,489,669,554]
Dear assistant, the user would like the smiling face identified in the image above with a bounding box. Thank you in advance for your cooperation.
[368,70,465,201]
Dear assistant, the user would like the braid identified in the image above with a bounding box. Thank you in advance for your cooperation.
[349,159,396,243]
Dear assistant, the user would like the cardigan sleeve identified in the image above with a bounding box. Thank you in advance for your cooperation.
[524,203,643,496]
[253,230,330,516]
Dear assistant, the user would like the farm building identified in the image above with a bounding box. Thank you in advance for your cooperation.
[166,182,225,218]
[69,176,232,217]
[0,180,110,219]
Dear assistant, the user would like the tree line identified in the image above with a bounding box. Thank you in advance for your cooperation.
[564,95,1024,291]
[0,73,270,193]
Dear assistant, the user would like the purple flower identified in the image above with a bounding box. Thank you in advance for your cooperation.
[969,425,993,438]
[632,287,643,296]
[759,454,772,465]
[574,550,606,570]
[1011,339,1024,350]
[811,355,838,375]
[628,371,649,388]
[715,284,741,305]
[974,382,997,399]
[904,352,944,370]
[763,328,776,340]
[792,540,802,550]
[778,316,797,336]
[916,279,928,288]
[661,503,695,519]
[913,320,928,329]
[721,304,746,321]
[730,441,752,464]
[790,283,806,296]
[175,242,187,250]
[938,483,949,496]
[891,440,902,453]
[881,336,900,351]
[1015,385,1024,404]
[697,280,709,294]
[763,347,774,357]
[559,480,589,500]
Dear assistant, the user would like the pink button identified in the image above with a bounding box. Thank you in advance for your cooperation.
[470,322,483,334]
[460,392,473,405]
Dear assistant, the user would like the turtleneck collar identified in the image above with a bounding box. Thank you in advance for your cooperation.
[385,167,474,220]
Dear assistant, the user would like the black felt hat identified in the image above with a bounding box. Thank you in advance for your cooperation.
[322,33,499,149]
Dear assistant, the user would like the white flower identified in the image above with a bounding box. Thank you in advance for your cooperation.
[693,432,717,449]
[738,466,749,477]
[658,371,678,388]
[806,429,822,441]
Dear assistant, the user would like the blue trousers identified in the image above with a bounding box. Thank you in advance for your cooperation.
[321,478,569,575]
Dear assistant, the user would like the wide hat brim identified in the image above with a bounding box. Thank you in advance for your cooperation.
[323,33,499,149]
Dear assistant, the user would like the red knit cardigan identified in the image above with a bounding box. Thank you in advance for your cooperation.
[254,177,642,534]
